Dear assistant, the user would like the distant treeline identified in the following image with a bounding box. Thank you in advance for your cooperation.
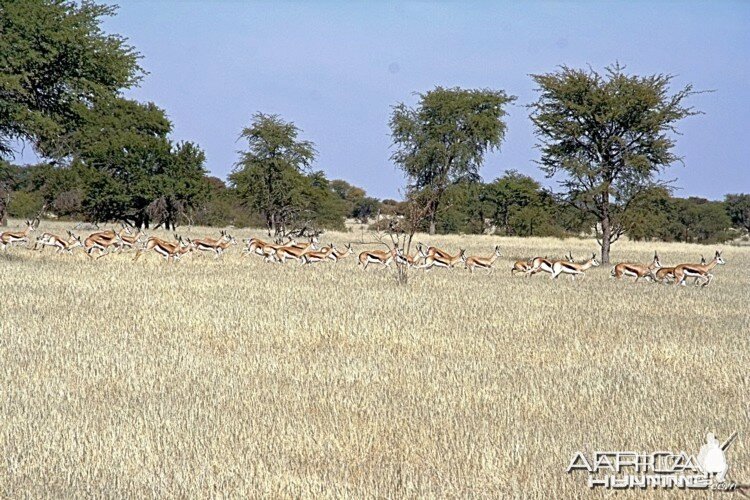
[1,1,749,247]
[3,161,748,244]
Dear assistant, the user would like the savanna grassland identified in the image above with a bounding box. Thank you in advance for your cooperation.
[1,219,748,498]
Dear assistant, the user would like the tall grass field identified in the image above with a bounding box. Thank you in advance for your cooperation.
[1,219,748,497]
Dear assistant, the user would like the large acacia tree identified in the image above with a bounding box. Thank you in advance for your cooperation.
[390,87,515,234]
[0,0,142,224]
[529,64,700,263]
[230,113,317,236]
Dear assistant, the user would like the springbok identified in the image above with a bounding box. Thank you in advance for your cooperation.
[302,244,336,265]
[395,247,419,268]
[655,255,706,284]
[419,249,465,271]
[133,235,193,263]
[672,251,725,287]
[34,230,84,254]
[84,230,120,259]
[193,230,237,258]
[0,219,38,250]
[328,243,353,262]
[551,253,600,280]
[358,248,395,270]
[274,241,316,263]
[511,259,533,276]
[529,253,573,276]
[464,246,502,274]
[611,252,662,282]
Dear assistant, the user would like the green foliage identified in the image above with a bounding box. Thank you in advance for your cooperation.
[0,0,142,159]
[330,179,381,222]
[390,86,515,233]
[669,197,732,243]
[725,194,750,232]
[7,190,43,219]
[529,63,700,261]
[230,113,344,233]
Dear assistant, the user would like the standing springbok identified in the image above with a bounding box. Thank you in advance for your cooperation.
[0,219,38,251]
[464,246,502,274]
[611,252,661,282]
[672,251,725,287]
[551,253,600,280]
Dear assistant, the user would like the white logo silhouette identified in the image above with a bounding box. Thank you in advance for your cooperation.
[697,432,735,483]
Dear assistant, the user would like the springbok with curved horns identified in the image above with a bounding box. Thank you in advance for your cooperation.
[193,230,237,258]
[35,230,84,254]
[328,243,353,262]
[0,219,38,251]
[551,253,600,280]
[420,249,465,271]
[611,252,662,282]
[358,248,396,270]
[465,246,502,274]
[672,250,725,287]
[529,252,574,276]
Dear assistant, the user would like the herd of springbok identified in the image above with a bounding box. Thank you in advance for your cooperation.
[0,220,726,286]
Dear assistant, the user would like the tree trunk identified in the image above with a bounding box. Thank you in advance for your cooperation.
[428,198,438,235]
[601,217,611,264]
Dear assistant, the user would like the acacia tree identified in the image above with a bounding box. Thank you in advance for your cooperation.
[0,0,142,224]
[390,87,515,234]
[529,64,700,263]
[229,113,317,236]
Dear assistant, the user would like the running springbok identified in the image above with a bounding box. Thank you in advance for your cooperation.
[0,219,38,250]
[464,246,502,274]
[302,244,336,265]
[193,230,237,258]
[551,253,600,280]
[529,253,573,276]
[34,230,84,254]
[328,243,353,262]
[84,230,120,259]
[358,248,395,270]
[511,259,533,276]
[672,250,725,287]
[611,252,661,282]
[114,226,144,253]
[133,235,193,263]
[655,255,706,284]
[395,247,419,268]
[419,248,465,271]
[274,241,316,263]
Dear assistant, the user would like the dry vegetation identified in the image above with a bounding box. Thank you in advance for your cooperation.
[1,219,748,498]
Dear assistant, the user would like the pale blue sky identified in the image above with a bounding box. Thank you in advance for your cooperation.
[91,1,750,199]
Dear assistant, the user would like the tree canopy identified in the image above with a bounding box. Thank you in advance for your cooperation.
[390,86,515,234]
[230,113,346,235]
[529,63,700,262]
[0,0,142,159]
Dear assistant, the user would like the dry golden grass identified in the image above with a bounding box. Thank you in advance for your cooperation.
[1,219,748,498]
